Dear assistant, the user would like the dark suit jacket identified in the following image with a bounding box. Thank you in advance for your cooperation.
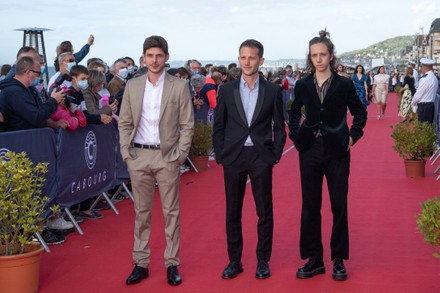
[213,77,286,165]
[289,71,367,159]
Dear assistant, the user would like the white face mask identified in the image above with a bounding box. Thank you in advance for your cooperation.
[118,68,128,79]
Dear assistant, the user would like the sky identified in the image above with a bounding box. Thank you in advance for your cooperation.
[0,0,439,67]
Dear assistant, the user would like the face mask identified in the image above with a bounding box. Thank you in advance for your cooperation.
[30,77,40,87]
[35,82,44,93]
[67,62,76,72]
[77,80,88,90]
[40,66,46,75]
[118,68,128,79]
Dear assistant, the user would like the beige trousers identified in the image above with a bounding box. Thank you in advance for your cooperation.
[126,148,181,268]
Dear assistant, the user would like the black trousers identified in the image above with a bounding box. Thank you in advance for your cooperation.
[223,146,273,262]
[299,138,350,260]
[417,102,434,123]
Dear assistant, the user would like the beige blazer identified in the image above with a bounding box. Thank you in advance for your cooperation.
[118,73,194,164]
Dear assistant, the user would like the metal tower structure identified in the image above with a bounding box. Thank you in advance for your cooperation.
[14,27,52,84]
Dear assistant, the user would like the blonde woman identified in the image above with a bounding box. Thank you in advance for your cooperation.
[372,66,390,119]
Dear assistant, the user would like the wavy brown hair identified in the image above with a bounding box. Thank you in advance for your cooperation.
[306,29,337,73]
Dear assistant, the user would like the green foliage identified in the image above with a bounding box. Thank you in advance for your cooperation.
[189,120,213,157]
[0,152,50,256]
[417,197,440,258]
[338,35,415,59]
[390,121,437,160]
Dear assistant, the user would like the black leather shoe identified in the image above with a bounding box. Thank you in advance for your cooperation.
[222,261,243,279]
[296,257,325,279]
[332,258,348,281]
[126,265,148,285]
[256,260,271,279]
[167,265,182,286]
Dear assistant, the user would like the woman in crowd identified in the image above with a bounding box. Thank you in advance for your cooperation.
[398,67,416,122]
[83,70,118,116]
[372,65,390,119]
[352,65,369,107]
[190,74,208,123]
[336,64,348,78]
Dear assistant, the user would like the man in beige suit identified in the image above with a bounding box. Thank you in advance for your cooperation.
[119,35,194,286]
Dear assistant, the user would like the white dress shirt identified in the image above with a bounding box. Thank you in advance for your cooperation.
[411,70,439,112]
[133,71,165,145]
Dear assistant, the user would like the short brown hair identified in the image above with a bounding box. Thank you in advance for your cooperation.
[143,35,168,55]
[70,65,89,77]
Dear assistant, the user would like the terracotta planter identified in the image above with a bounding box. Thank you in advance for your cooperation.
[189,156,209,172]
[404,159,426,178]
[0,245,44,293]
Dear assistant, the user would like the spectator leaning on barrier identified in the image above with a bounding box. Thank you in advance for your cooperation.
[68,65,113,125]
[0,56,65,132]
[83,70,117,115]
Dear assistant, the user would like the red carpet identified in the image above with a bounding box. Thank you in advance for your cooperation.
[39,93,439,292]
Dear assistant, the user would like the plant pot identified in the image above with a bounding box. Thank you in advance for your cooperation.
[0,245,44,293]
[404,159,426,178]
[189,156,209,172]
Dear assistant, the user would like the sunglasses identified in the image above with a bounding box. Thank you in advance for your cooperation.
[66,59,76,63]
[30,70,42,76]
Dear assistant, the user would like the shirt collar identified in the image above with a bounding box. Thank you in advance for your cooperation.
[240,75,260,90]
[147,70,166,86]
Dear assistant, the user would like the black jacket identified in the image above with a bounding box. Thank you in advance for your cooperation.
[213,77,286,165]
[0,77,58,132]
[289,71,367,158]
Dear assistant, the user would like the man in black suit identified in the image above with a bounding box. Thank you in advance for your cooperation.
[289,30,367,281]
[213,39,286,280]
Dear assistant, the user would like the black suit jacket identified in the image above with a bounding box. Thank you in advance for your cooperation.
[289,72,367,159]
[213,77,286,165]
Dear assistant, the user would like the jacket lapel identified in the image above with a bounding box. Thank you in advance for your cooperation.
[305,75,321,106]
[251,76,265,125]
[323,72,340,104]
[133,74,148,127]
[160,73,173,121]
[233,80,248,126]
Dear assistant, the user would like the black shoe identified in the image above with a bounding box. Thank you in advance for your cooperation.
[222,261,243,279]
[332,259,348,281]
[41,228,65,245]
[167,265,182,286]
[256,260,271,279]
[296,257,325,279]
[126,265,148,285]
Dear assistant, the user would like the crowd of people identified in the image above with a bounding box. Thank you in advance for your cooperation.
[0,31,439,287]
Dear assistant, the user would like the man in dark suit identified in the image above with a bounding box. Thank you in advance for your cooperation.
[213,39,286,280]
[119,35,194,286]
[289,30,367,281]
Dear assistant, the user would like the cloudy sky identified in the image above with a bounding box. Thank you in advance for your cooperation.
[0,0,438,66]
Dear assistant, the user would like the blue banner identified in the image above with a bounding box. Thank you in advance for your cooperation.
[0,128,58,213]
[55,123,117,207]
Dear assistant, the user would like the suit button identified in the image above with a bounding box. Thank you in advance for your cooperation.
[320,121,323,125]
[320,108,324,112]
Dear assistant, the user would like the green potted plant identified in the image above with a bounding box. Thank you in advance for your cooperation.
[416,197,440,258]
[390,120,437,177]
[0,151,53,292]
[189,120,213,172]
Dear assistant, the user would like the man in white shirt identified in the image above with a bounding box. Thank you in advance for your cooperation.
[119,35,194,287]
[411,58,439,123]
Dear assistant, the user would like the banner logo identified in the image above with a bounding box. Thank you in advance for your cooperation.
[84,131,97,170]
[0,148,10,162]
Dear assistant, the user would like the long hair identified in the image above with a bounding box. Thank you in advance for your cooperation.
[306,29,336,73]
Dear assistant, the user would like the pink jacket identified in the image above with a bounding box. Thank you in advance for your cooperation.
[50,105,87,131]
